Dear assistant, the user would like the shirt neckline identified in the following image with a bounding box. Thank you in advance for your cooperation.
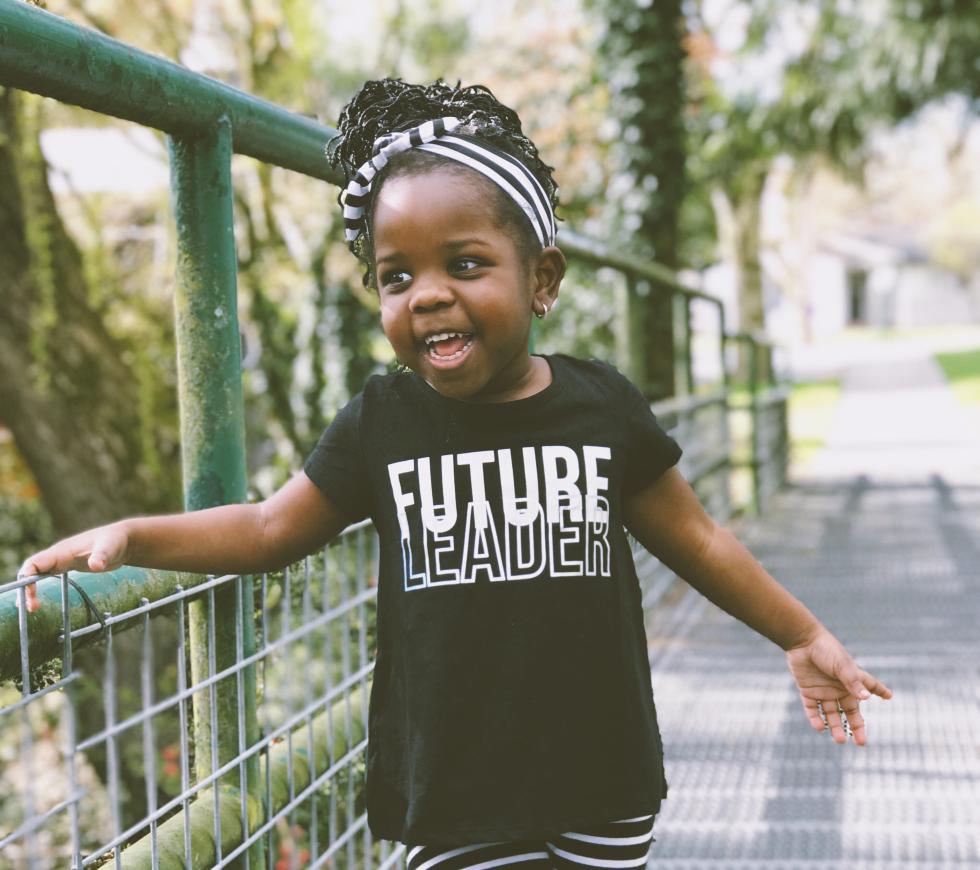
[411,354,563,417]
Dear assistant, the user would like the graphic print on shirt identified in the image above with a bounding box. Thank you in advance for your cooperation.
[387,445,612,590]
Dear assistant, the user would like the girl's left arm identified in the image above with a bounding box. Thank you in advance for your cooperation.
[624,467,893,744]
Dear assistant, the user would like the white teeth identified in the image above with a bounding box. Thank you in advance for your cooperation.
[426,337,474,361]
[425,331,462,346]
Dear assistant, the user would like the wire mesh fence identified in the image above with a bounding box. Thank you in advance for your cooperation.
[753,387,792,509]
[0,394,788,869]
[0,520,407,869]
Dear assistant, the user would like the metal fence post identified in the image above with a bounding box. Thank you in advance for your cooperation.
[672,292,693,397]
[623,276,648,396]
[748,336,761,516]
[169,117,264,864]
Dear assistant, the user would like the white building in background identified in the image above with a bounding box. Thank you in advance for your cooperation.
[800,230,980,338]
[698,223,980,351]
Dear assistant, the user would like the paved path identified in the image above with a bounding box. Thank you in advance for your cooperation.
[646,343,980,867]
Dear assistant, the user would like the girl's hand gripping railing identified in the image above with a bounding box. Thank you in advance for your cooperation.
[18,523,131,612]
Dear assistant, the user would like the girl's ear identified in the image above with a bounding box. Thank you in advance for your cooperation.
[531,246,566,312]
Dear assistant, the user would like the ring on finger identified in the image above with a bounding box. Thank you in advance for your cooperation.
[816,700,829,727]
[837,699,854,737]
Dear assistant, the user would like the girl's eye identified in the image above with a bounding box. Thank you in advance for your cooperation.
[452,258,483,275]
[381,270,411,289]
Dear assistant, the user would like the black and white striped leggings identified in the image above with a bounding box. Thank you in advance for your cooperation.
[405,811,659,869]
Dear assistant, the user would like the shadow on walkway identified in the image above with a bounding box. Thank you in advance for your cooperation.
[646,343,980,867]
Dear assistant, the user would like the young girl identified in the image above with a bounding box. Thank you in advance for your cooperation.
[20,79,892,868]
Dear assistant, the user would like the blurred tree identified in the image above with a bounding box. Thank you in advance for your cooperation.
[0,87,182,536]
[885,0,979,112]
[929,199,980,282]
[592,0,688,400]
[0,0,379,520]
[688,0,980,377]
[2,0,525,540]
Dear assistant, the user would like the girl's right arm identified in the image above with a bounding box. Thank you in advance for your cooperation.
[17,472,349,612]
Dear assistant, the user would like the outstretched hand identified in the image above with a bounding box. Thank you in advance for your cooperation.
[784,628,893,746]
[17,523,130,613]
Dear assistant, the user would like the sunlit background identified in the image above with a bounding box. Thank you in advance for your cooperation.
[1,1,979,863]
[4,0,978,554]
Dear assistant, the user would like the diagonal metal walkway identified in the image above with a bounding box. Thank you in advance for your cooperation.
[646,342,980,867]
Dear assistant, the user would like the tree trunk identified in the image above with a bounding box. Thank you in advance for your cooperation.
[601,0,687,400]
[0,87,179,536]
[713,166,770,384]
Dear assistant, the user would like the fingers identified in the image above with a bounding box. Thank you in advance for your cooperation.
[18,555,53,614]
[87,526,127,573]
[836,660,872,701]
[840,665,887,701]
[806,695,870,746]
[790,635,892,747]
[24,582,41,614]
[844,666,894,703]
[817,698,854,745]
[18,551,55,580]
[803,697,827,733]
[863,673,893,700]
[838,699,868,747]
[20,527,126,578]
[20,544,86,579]
[16,525,128,613]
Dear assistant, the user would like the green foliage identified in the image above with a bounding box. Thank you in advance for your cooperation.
[885,0,979,109]
[690,0,980,192]
[928,199,980,281]
[18,95,59,395]
[0,494,53,580]
[788,378,842,467]
[591,0,688,266]
[378,0,472,76]
[683,0,980,349]
[534,259,620,364]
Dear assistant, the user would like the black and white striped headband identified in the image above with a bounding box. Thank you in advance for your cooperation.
[340,116,557,251]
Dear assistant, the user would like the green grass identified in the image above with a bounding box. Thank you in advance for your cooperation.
[788,379,841,468]
[935,347,980,410]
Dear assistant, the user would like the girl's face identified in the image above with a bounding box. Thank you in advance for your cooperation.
[372,167,563,402]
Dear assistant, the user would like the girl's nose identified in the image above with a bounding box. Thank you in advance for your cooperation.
[408,277,453,312]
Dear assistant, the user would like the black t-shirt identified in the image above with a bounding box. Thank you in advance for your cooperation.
[304,353,682,846]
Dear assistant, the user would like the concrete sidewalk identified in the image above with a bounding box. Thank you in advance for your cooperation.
[803,345,980,484]
[644,345,980,867]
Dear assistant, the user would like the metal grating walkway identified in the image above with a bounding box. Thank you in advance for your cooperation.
[646,344,980,868]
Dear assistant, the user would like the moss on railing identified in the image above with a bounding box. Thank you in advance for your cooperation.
[0,568,205,684]
[121,684,368,868]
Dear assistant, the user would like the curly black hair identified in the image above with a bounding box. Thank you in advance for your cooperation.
[328,78,561,288]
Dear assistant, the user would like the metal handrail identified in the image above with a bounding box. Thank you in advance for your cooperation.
[0,1,790,865]
[0,0,340,181]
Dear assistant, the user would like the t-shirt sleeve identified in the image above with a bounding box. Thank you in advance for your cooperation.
[303,392,373,522]
[620,377,683,496]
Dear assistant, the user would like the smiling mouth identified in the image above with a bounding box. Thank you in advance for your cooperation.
[424,332,475,362]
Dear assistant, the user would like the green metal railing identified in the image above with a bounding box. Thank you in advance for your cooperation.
[0,1,789,866]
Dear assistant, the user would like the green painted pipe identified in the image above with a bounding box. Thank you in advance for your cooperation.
[0,0,342,182]
[169,118,247,518]
[121,685,369,869]
[0,568,204,683]
[558,229,712,302]
[169,117,263,863]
